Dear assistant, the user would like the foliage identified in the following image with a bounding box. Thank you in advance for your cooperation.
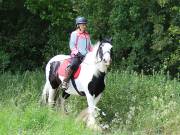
[0,104,96,135]
[0,0,49,71]
[0,50,10,72]
[109,0,180,77]
[0,71,180,134]
[73,0,113,40]
[0,0,179,77]
[25,0,75,27]
[0,0,74,72]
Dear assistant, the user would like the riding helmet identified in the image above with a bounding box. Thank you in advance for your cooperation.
[75,16,87,25]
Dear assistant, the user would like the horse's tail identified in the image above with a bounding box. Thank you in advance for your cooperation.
[40,81,49,105]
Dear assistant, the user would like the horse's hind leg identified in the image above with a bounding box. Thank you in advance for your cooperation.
[58,91,70,114]
[42,82,59,108]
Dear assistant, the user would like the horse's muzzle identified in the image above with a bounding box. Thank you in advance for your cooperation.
[103,58,112,66]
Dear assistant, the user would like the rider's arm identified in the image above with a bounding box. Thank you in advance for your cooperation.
[69,32,78,55]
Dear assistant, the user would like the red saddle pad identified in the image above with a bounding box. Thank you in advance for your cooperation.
[57,59,81,79]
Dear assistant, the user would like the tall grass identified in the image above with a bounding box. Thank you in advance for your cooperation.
[0,70,180,134]
[102,70,180,134]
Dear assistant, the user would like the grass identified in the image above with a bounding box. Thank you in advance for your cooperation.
[0,70,180,134]
[0,103,95,135]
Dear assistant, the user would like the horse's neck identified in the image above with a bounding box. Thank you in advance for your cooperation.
[83,42,99,64]
[83,52,96,65]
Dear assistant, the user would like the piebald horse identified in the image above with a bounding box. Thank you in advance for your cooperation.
[41,37,112,130]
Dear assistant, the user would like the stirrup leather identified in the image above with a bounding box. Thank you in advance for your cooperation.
[62,81,69,90]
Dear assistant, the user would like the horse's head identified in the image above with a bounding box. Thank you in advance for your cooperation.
[96,37,113,67]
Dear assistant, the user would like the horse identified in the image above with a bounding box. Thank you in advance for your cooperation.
[41,37,113,130]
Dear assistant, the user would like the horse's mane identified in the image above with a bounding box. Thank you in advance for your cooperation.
[83,41,100,64]
[92,41,100,55]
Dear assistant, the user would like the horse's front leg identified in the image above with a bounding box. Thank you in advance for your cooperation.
[85,93,102,131]
[77,93,102,121]
[94,94,102,107]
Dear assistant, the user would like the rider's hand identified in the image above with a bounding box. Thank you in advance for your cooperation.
[71,48,79,55]
[76,52,84,59]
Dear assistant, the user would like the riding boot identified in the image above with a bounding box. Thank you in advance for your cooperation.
[62,67,74,90]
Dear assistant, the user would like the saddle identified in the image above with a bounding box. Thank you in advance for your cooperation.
[57,59,81,79]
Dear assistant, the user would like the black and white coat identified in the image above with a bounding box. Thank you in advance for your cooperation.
[41,38,112,130]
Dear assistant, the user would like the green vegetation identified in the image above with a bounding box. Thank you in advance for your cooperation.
[0,0,179,77]
[0,0,179,134]
[0,71,180,134]
[0,104,95,135]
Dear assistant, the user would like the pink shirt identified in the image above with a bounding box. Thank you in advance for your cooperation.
[69,30,93,56]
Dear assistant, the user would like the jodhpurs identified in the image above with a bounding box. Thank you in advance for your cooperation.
[69,55,84,72]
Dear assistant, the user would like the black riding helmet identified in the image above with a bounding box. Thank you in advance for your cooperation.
[75,16,87,25]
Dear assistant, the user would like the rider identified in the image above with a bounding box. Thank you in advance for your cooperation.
[62,16,93,90]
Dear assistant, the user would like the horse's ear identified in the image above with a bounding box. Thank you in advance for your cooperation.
[99,35,103,42]
[109,37,112,43]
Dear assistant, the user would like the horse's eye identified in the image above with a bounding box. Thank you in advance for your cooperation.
[100,43,104,47]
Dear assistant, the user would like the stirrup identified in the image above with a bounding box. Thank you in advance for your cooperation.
[62,81,69,90]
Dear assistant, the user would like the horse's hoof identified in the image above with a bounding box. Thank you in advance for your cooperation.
[87,124,102,132]
[58,107,69,115]
[62,111,69,115]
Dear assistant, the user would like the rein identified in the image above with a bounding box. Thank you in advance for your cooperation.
[56,41,111,65]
